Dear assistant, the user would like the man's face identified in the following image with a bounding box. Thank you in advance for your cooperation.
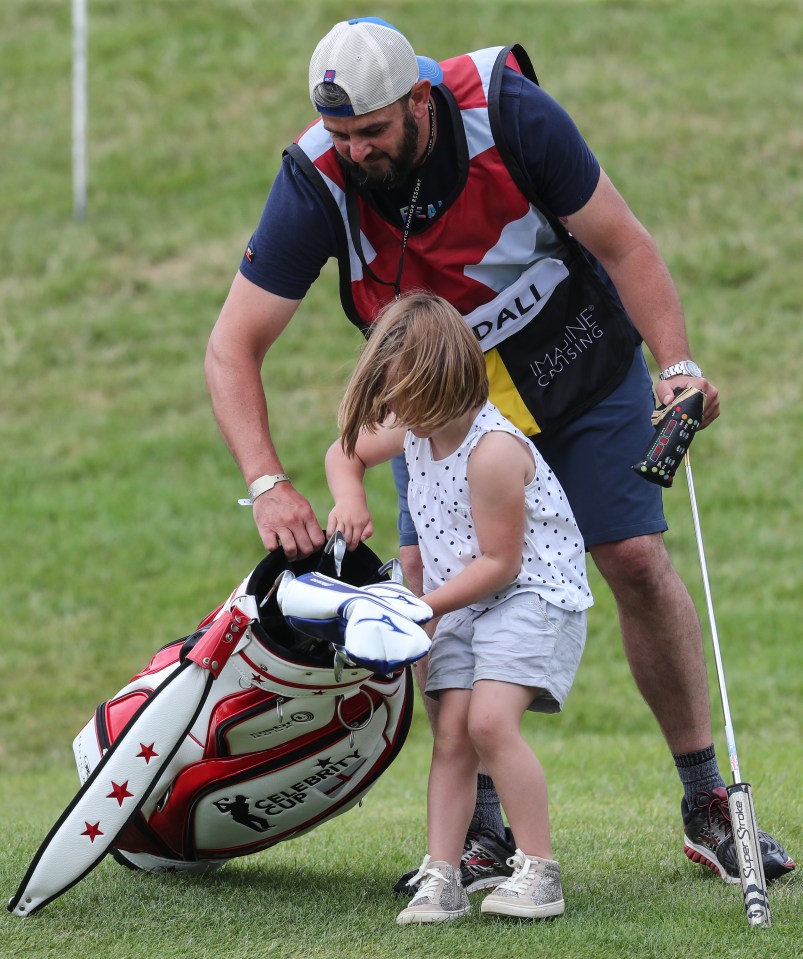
[323,101,420,190]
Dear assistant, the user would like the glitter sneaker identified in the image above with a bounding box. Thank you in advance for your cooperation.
[480,849,565,919]
[682,787,795,883]
[395,856,470,925]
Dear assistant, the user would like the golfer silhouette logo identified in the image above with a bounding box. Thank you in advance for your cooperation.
[213,795,272,833]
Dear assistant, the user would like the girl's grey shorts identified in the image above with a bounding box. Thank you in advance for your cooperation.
[425,592,587,713]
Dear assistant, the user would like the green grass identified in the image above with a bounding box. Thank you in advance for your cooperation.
[1,1,801,956]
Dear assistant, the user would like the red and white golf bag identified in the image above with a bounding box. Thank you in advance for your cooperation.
[9,536,432,916]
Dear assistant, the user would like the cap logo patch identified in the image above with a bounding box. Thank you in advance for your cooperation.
[323,68,336,83]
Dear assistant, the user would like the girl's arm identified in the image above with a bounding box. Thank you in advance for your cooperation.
[423,431,534,618]
[325,421,406,550]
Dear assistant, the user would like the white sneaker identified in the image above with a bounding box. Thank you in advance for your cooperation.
[396,855,470,924]
[480,849,564,919]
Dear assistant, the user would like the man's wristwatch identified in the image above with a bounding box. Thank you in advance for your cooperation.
[658,360,704,381]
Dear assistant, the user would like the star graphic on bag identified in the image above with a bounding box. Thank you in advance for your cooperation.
[136,742,158,763]
[81,821,104,842]
[107,781,134,806]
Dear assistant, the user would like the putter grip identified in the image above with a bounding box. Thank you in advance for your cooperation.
[632,386,705,487]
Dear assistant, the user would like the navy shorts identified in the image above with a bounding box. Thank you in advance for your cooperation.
[391,348,667,549]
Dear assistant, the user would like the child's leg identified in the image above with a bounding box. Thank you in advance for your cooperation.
[468,679,551,859]
[426,688,479,868]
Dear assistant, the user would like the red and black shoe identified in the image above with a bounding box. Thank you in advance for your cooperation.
[459,827,515,893]
[392,827,515,897]
[682,787,795,883]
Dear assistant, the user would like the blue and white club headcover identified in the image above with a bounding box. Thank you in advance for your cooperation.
[277,572,432,674]
[359,580,435,621]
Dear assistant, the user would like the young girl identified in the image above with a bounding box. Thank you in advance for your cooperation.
[325,293,592,924]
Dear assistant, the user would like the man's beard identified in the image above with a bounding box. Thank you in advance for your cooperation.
[338,109,420,191]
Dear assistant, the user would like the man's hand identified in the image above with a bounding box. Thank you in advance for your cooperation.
[253,484,324,559]
[655,374,720,429]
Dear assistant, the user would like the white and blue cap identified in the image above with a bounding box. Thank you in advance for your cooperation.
[309,17,443,117]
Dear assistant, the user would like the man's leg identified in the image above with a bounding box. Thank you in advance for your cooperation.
[533,350,793,881]
[533,352,728,798]
[589,532,714,754]
[591,532,795,881]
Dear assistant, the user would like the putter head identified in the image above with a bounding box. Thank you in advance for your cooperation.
[727,783,771,927]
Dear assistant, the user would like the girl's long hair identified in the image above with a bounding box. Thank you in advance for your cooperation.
[338,293,489,455]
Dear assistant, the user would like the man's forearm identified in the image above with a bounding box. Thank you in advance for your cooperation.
[205,276,303,483]
[603,234,693,371]
[600,235,719,423]
[205,348,286,485]
[566,171,697,372]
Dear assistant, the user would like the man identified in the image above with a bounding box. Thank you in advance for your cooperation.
[205,17,793,891]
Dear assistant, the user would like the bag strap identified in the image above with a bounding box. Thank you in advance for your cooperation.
[8,606,250,916]
[284,142,369,331]
[487,45,585,264]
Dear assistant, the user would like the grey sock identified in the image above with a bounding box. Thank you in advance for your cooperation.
[673,744,726,808]
[471,774,506,839]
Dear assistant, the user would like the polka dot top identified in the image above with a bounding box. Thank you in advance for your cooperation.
[404,401,593,612]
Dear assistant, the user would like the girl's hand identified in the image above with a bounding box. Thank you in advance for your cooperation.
[327,498,374,551]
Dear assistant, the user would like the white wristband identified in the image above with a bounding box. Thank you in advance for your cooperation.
[238,473,290,507]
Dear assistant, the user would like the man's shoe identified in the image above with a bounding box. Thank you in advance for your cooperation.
[682,787,795,883]
[393,827,515,896]
[460,827,516,892]
[480,849,565,919]
[395,856,470,925]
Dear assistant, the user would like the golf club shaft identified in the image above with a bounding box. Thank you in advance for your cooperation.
[684,451,770,927]
[684,452,741,781]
